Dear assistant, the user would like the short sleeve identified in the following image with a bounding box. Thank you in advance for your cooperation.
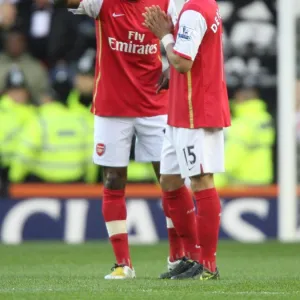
[167,0,178,26]
[173,10,207,61]
[68,0,103,19]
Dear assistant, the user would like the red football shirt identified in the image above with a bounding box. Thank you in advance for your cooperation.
[71,0,177,117]
[168,0,231,128]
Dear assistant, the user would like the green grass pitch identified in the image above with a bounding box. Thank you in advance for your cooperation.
[0,242,300,299]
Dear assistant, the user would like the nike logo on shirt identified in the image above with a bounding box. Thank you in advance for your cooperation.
[188,165,195,171]
[113,13,125,18]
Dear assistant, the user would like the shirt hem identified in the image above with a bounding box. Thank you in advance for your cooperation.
[93,112,168,118]
[167,122,230,128]
[173,49,192,61]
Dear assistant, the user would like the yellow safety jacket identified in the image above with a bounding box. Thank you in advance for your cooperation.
[67,90,91,113]
[67,90,98,183]
[0,95,35,168]
[215,99,275,187]
[127,161,157,183]
[9,101,91,183]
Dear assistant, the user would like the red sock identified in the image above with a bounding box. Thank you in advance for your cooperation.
[163,186,200,262]
[167,228,184,261]
[102,188,132,268]
[162,196,184,261]
[194,188,221,272]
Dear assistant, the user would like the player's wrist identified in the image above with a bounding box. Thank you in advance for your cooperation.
[161,34,175,49]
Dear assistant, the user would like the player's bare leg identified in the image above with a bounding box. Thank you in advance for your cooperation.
[151,162,161,181]
[102,166,136,280]
[158,174,201,279]
[152,163,185,273]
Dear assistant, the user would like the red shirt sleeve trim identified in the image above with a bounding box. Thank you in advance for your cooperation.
[173,49,192,61]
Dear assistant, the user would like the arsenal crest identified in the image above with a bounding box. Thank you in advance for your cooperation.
[96,143,106,156]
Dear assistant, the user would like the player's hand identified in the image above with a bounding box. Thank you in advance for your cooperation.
[156,68,169,93]
[142,6,173,40]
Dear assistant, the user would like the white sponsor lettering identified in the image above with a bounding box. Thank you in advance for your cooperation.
[108,37,158,55]
[1,199,60,244]
[64,200,89,244]
[138,33,145,43]
[128,31,145,43]
[126,199,159,244]
[211,9,222,33]
[222,198,269,242]
[0,197,279,244]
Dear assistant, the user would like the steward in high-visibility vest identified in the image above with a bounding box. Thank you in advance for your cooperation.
[9,89,91,183]
[0,67,35,195]
[127,161,157,183]
[67,49,99,182]
[215,88,275,187]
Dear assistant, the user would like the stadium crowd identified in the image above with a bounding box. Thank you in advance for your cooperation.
[1,0,298,195]
[0,0,159,195]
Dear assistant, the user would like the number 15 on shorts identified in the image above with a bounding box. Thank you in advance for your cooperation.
[183,146,196,171]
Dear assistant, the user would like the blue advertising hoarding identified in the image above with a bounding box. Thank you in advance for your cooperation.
[0,197,278,244]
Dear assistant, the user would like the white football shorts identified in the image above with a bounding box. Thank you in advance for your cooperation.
[93,115,167,167]
[160,125,225,178]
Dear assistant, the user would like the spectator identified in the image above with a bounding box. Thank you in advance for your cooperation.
[48,7,95,66]
[67,49,95,111]
[9,87,92,183]
[25,0,53,62]
[51,62,72,102]
[0,66,35,196]
[0,28,49,102]
[214,85,275,187]
[0,2,17,52]
[66,49,99,182]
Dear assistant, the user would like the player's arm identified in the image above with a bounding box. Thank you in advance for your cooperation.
[156,0,177,93]
[53,0,102,18]
[144,7,207,73]
[164,9,207,73]
[163,42,192,74]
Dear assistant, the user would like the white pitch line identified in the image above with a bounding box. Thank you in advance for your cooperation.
[209,291,300,295]
[0,288,299,295]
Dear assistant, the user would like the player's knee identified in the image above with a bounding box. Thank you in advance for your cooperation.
[190,174,214,192]
[160,174,184,192]
[103,168,126,190]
